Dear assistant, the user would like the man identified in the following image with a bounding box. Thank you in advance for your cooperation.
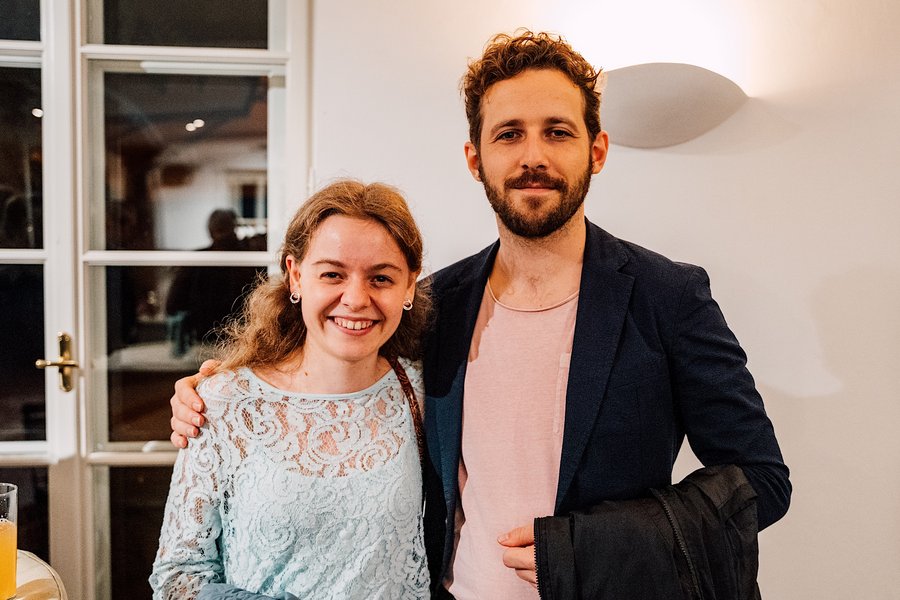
[171,31,790,599]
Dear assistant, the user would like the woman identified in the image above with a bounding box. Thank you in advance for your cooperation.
[150,180,431,599]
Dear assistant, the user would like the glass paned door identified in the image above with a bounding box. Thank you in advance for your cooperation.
[0,19,51,570]
[85,70,277,600]
[5,1,306,597]
[0,0,77,591]
[79,2,304,598]
[88,69,271,451]
[0,66,45,444]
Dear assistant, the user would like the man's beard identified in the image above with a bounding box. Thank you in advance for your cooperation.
[480,160,592,239]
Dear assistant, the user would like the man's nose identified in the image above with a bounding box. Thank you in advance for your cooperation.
[520,136,549,170]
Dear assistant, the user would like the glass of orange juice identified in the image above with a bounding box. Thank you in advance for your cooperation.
[0,483,15,600]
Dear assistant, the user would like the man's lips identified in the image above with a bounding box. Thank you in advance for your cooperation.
[515,183,555,190]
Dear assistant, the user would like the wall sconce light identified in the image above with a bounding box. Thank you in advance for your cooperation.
[602,63,748,148]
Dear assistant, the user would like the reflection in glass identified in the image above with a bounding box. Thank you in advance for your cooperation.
[101,0,267,48]
[0,264,45,441]
[102,264,264,441]
[0,66,42,249]
[0,0,40,41]
[0,467,48,561]
[108,466,170,600]
[103,72,268,251]
[166,210,266,349]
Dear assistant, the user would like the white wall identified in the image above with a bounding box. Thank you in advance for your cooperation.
[311,1,900,597]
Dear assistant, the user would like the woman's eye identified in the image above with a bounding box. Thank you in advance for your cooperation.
[321,272,341,280]
[372,274,394,285]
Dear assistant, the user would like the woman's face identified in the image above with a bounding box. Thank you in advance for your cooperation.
[285,215,416,367]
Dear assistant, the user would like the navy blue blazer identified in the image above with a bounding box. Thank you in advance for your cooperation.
[421,220,790,585]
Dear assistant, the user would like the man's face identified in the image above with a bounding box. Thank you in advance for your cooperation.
[465,69,608,239]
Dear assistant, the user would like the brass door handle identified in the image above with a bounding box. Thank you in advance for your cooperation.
[35,332,80,392]
[35,359,79,369]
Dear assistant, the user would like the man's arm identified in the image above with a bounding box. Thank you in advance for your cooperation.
[169,360,219,447]
[667,265,790,529]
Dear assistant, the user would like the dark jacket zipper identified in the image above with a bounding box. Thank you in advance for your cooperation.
[651,489,704,600]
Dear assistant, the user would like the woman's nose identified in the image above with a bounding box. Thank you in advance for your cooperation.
[340,279,371,311]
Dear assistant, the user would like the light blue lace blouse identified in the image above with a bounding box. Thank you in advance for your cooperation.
[150,361,429,599]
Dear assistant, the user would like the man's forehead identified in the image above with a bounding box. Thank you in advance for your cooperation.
[480,69,586,126]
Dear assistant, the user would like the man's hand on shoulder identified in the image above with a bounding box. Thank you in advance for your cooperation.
[169,359,220,448]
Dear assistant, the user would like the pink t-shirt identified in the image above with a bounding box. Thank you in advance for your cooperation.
[447,284,578,599]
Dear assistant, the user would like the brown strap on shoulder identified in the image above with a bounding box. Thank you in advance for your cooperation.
[387,356,425,467]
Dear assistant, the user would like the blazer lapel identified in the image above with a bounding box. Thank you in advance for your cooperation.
[555,222,634,511]
[427,243,498,505]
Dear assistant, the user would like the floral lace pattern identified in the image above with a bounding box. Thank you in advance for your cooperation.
[150,361,429,599]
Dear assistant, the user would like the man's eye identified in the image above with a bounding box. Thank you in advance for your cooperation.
[549,129,572,139]
[497,131,519,141]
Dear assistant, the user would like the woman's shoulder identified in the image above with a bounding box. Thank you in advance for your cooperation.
[197,368,260,406]
[392,357,424,411]
[395,357,422,375]
[394,357,423,387]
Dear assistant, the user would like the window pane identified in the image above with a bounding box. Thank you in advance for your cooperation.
[0,264,44,441]
[108,466,171,600]
[101,0,267,48]
[100,264,263,442]
[0,467,48,561]
[0,1,40,41]
[102,73,268,251]
[0,66,42,249]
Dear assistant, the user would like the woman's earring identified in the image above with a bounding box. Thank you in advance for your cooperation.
[402,299,413,311]
[289,291,301,304]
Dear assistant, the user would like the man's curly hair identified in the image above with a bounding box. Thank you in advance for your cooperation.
[462,30,604,150]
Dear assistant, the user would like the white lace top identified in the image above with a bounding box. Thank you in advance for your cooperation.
[149,360,429,599]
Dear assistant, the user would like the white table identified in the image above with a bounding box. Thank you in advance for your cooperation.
[12,550,67,600]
